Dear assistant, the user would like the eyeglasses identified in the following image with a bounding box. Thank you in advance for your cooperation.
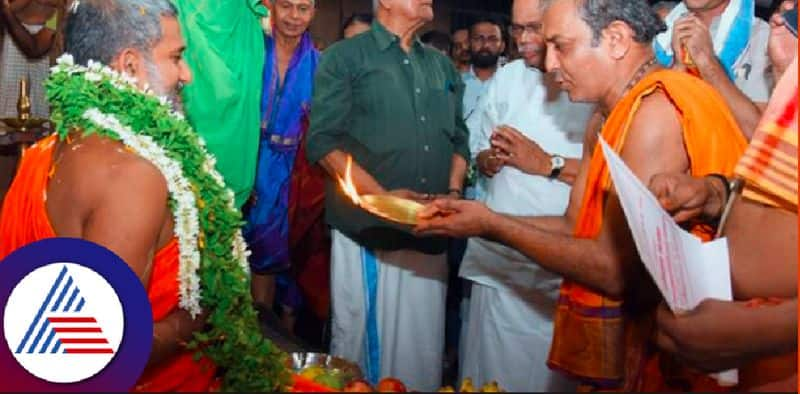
[470,35,503,46]
[509,23,543,37]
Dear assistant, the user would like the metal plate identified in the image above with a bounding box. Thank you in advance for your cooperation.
[360,194,424,225]
[290,352,363,382]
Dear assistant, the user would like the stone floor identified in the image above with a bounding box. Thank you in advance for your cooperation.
[256,304,317,354]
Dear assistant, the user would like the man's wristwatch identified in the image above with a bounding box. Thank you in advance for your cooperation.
[548,154,566,179]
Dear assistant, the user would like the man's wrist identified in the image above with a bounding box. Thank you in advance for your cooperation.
[480,209,501,238]
[695,54,725,81]
[703,174,729,219]
[477,150,491,173]
[540,153,553,176]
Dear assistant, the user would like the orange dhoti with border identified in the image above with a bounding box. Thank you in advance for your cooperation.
[547,70,748,391]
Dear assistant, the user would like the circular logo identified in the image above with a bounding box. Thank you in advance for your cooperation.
[4,263,125,383]
[0,238,152,391]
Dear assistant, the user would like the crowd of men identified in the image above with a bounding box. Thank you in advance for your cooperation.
[0,0,796,392]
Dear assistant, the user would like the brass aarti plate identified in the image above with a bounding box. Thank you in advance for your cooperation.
[360,194,424,225]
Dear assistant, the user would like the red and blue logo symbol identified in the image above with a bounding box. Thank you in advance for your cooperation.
[0,238,152,391]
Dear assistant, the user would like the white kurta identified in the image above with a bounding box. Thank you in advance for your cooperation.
[728,17,772,103]
[458,59,592,392]
[462,67,494,201]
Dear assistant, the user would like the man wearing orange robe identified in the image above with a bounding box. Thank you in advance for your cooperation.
[416,0,747,390]
[0,0,215,391]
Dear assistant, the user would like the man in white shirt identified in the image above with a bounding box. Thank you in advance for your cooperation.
[457,0,593,391]
[462,16,505,126]
[461,16,506,201]
[654,0,773,137]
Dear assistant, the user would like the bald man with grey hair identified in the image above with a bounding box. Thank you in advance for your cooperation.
[307,0,469,390]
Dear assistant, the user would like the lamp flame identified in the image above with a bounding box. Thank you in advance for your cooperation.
[337,155,362,206]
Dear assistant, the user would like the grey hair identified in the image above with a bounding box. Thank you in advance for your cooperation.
[577,0,666,46]
[65,0,178,66]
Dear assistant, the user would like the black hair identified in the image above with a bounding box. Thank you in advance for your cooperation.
[420,30,453,54]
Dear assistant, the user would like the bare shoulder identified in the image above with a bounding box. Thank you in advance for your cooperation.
[628,90,683,147]
[48,134,173,279]
[49,134,168,224]
[64,134,165,190]
[621,89,688,179]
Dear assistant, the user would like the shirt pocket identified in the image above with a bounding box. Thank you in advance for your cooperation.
[426,87,457,137]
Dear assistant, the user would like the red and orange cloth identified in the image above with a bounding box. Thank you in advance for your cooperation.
[0,134,217,391]
[735,58,798,212]
[547,69,748,391]
[731,58,798,393]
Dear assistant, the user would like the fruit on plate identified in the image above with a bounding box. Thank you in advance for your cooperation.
[300,365,325,381]
[442,378,504,392]
[313,370,345,390]
[377,377,407,392]
[343,379,374,392]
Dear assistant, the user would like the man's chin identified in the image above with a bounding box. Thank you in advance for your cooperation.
[565,90,595,104]
[522,55,544,69]
[472,55,500,69]
[418,6,434,22]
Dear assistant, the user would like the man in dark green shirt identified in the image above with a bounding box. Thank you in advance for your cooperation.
[305,1,468,390]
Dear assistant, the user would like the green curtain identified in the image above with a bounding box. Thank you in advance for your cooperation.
[172,0,267,208]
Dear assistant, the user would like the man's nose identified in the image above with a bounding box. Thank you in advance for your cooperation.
[179,59,193,84]
[544,50,558,73]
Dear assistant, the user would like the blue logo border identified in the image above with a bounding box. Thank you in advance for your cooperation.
[0,238,153,391]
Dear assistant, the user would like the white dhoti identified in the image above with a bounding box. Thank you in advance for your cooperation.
[458,59,591,392]
[330,230,447,392]
[459,239,576,393]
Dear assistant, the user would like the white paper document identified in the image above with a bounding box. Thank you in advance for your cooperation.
[598,137,737,386]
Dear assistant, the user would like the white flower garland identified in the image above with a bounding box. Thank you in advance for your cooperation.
[53,54,253,317]
[83,108,204,317]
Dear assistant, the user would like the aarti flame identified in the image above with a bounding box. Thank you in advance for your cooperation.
[337,155,362,206]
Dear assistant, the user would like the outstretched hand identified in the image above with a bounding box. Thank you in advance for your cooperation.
[414,199,495,238]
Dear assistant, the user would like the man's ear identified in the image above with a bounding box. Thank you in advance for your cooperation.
[602,20,634,60]
[111,48,151,89]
